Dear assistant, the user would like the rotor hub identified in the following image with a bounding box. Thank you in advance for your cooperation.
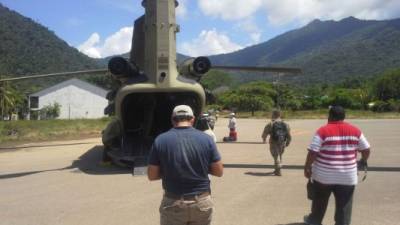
[141,0,179,8]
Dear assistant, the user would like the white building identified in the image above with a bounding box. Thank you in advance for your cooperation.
[29,78,109,119]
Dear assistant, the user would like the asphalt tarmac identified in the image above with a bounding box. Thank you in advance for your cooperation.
[1,119,399,225]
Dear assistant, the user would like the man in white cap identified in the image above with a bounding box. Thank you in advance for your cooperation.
[148,105,223,225]
[224,112,237,141]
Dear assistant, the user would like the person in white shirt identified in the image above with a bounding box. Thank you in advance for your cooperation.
[196,114,217,143]
[225,112,237,141]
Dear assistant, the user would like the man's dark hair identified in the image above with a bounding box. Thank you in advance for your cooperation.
[328,105,345,121]
[172,115,193,123]
[272,109,281,119]
[196,117,210,131]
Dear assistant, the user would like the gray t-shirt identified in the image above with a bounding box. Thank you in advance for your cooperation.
[148,127,221,195]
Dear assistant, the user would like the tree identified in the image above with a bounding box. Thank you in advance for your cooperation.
[338,76,365,89]
[0,82,23,120]
[200,70,233,91]
[388,99,400,112]
[40,102,60,119]
[372,69,400,101]
[370,100,391,112]
[301,86,325,110]
[322,88,363,109]
[273,84,302,110]
[218,81,275,115]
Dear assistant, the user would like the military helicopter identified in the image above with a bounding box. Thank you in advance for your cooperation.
[0,0,301,174]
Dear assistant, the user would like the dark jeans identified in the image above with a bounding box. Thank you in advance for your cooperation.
[308,181,355,225]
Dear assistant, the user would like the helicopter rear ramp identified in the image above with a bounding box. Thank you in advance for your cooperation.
[103,91,204,174]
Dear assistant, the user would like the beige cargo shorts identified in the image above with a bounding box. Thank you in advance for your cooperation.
[159,194,213,225]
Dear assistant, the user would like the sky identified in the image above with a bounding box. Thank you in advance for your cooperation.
[1,0,400,58]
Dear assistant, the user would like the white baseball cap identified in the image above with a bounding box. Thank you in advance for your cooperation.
[230,112,235,116]
[172,105,194,118]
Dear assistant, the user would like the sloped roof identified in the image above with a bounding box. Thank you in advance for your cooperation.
[30,78,108,98]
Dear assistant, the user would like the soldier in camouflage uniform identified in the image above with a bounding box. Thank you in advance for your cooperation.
[261,110,291,176]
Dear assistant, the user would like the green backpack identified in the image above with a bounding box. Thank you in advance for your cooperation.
[271,121,288,143]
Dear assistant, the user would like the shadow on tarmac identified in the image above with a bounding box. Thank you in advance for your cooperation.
[217,141,263,144]
[0,146,130,180]
[224,164,303,170]
[0,142,99,151]
[245,171,276,176]
[276,223,305,225]
[224,163,400,172]
[3,150,400,180]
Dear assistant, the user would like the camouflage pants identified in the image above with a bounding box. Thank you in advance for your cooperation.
[269,142,286,170]
[160,194,213,225]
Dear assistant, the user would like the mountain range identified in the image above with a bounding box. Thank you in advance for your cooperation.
[1,3,400,87]
[209,17,400,84]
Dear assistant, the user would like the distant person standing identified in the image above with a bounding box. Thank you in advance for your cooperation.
[207,113,216,130]
[303,106,371,225]
[228,112,236,130]
[261,109,291,176]
[148,105,223,225]
[197,114,217,143]
[224,112,237,141]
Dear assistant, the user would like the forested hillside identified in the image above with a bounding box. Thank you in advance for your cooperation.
[210,17,400,84]
[2,2,400,88]
[0,4,101,91]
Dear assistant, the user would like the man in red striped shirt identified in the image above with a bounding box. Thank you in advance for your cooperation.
[304,106,370,225]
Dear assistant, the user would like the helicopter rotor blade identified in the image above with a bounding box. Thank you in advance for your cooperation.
[211,65,302,74]
[0,69,109,82]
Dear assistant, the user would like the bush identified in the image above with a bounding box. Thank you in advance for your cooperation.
[388,99,400,112]
[40,102,61,119]
[373,69,400,101]
[217,81,276,115]
[370,100,391,112]
[323,89,364,110]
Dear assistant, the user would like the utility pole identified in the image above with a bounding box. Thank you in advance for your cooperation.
[274,72,283,110]
[0,75,4,120]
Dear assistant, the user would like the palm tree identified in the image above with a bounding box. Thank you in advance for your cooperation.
[0,82,19,120]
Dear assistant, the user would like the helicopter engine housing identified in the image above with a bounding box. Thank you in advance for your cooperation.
[108,56,140,79]
[178,56,211,80]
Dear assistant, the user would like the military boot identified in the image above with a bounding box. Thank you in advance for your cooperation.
[274,168,282,176]
[303,215,322,225]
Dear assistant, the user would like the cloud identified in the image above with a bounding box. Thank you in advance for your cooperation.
[101,27,133,57]
[176,0,188,18]
[77,27,133,58]
[179,29,243,56]
[249,33,262,44]
[198,0,263,20]
[77,33,102,58]
[235,18,262,44]
[197,0,400,25]
[262,0,400,25]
